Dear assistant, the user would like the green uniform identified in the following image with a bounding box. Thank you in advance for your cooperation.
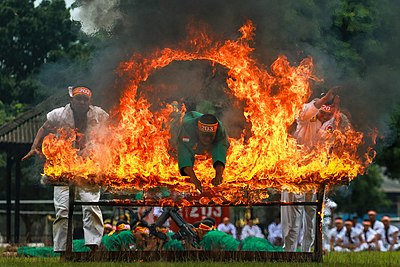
[177,111,230,174]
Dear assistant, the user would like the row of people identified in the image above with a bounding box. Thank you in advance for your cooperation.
[327,214,400,252]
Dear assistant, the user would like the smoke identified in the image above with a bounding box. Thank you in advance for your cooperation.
[39,0,400,139]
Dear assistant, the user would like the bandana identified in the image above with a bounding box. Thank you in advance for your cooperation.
[198,223,212,231]
[104,223,113,229]
[368,210,377,216]
[362,221,371,226]
[135,226,150,234]
[334,218,343,223]
[320,105,333,113]
[70,86,92,98]
[116,223,130,231]
[198,121,218,133]
[381,216,390,222]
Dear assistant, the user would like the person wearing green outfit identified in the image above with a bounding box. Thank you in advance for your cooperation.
[177,111,230,192]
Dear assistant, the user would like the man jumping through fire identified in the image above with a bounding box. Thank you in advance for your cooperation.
[281,86,342,252]
[177,111,230,192]
[22,86,109,256]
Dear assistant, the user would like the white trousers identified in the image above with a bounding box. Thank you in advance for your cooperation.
[281,191,316,252]
[53,186,103,252]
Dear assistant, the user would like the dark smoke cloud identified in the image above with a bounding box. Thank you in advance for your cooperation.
[40,0,400,139]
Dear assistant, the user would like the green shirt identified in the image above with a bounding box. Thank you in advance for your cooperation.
[177,111,230,175]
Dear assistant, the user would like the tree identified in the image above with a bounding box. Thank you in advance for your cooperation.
[331,164,390,216]
[0,0,92,122]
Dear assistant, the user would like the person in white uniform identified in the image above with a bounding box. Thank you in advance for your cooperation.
[358,220,379,251]
[282,87,340,252]
[22,86,109,254]
[240,219,265,240]
[329,217,346,251]
[267,216,283,246]
[217,217,237,239]
[367,210,384,232]
[335,220,366,252]
[377,216,400,251]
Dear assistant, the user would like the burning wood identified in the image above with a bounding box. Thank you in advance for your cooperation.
[41,21,374,205]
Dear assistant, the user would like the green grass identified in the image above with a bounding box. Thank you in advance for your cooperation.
[0,252,399,267]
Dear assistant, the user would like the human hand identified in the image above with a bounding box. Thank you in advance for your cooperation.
[191,177,203,192]
[21,148,40,161]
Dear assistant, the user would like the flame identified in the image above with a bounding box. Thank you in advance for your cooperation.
[42,21,374,206]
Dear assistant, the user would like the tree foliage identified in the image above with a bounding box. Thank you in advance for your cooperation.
[0,0,91,122]
[331,164,390,216]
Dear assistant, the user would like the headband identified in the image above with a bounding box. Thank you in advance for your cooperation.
[320,105,333,113]
[116,223,130,231]
[334,218,343,223]
[381,216,390,222]
[104,223,113,229]
[134,226,150,234]
[362,221,371,226]
[198,121,218,133]
[69,86,92,98]
[198,223,212,231]
[368,210,377,215]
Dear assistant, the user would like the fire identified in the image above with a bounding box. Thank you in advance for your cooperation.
[42,21,374,206]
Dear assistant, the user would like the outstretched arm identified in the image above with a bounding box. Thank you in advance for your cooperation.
[21,121,51,161]
[182,166,202,192]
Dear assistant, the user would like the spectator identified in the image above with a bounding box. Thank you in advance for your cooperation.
[217,217,237,239]
[352,216,363,231]
[240,219,264,240]
[377,216,400,251]
[267,216,282,246]
[335,220,365,252]
[329,217,346,252]
[359,220,379,251]
[368,210,384,231]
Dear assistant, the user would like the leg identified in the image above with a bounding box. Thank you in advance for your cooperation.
[281,191,304,252]
[78,186,103,247]
[302,192,316,252]
[53,186,70,252]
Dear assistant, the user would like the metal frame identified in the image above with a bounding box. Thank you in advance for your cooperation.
[65,186,325,262]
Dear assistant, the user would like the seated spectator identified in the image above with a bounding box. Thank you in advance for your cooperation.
[352,216,363,231]
[368,210,384,231]
[103,218,113,236]
[217,217,237,239]
[358,220,379,251]
[377,216,400,251]
[335,220,365,252]
[267,216,282,246]
[240,219,265,240]
[328,217,345,252]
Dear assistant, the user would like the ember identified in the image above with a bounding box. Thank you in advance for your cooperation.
[41,21,374,205]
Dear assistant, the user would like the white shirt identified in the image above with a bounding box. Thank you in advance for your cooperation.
[267,222,282,241]
[240,224,264,240]
[378,225,399,245]
[217,223,237,239]
[294,100,336,148]
[359,227,377,243]
[337,227,362,246]
[371,220,384,232]
[329,227,346,245]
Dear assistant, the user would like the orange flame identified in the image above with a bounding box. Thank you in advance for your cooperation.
[42,20,374,206]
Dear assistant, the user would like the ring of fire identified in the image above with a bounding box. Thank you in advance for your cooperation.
[42,21,372,205]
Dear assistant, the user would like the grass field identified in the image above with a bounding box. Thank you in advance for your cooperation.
[0,252,399,267]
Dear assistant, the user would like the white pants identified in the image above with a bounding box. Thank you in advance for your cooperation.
[53,186,103,252]
[281,191,316,252]
[378,240,400,251]
[334,243,369,252]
